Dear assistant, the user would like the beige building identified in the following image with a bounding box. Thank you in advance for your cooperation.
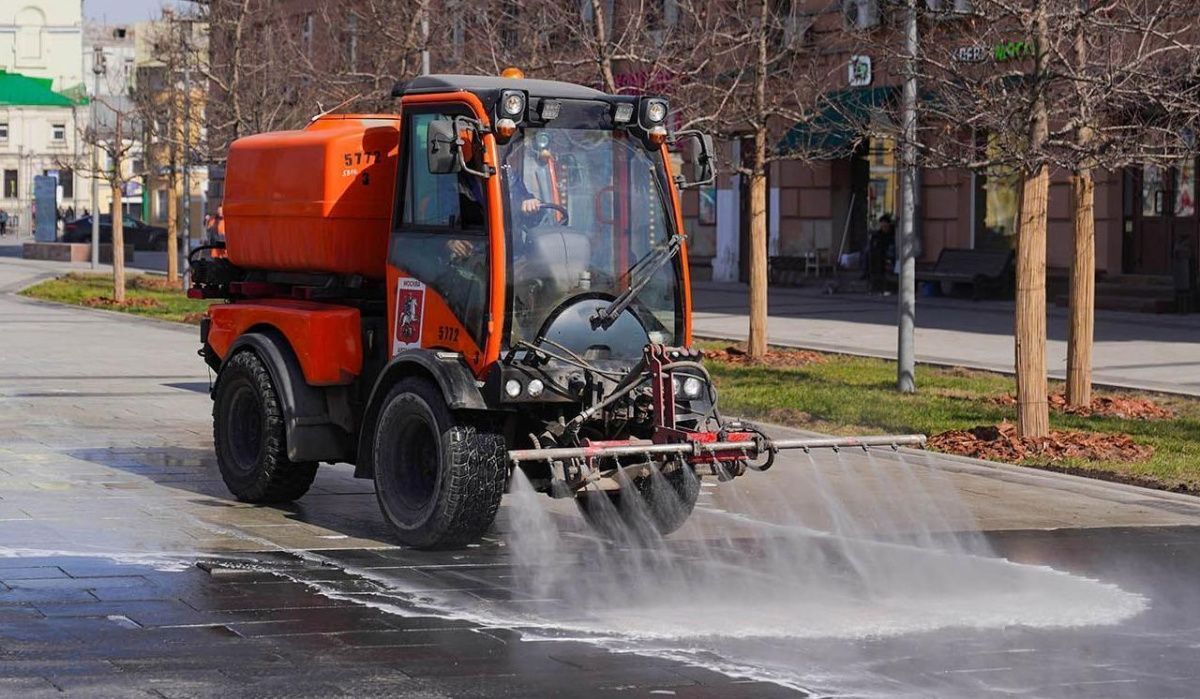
[0,1,84,94]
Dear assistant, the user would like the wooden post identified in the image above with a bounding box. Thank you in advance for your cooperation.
[1067,170,1095,407]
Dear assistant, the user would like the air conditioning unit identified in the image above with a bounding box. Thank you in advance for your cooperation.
[843,0,881,30]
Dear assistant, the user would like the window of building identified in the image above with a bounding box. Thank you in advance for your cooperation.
[3,170,18,199]
[973,136,1020,249]
[301,13,314,57]
[0,123,8,140]
[344,14,359,70]
[1142,164,1166,217]
[52,123,65,141]
[1177,160,1196,218]
[155,190,169,222]
[867,136,897,225]
[45,168,73,199]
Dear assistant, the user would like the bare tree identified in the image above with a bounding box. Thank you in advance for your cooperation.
[135,10,208,286]
[81,98,142,303]
[672,0,872,360]
[1058,0,1200,407]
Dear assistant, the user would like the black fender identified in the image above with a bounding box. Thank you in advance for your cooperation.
[353,349,489,479]
[215,329,352,464]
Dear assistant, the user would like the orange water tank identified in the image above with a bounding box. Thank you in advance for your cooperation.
[223,114,400,279]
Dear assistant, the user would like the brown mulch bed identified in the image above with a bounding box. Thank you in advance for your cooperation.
[81,296,164,310]
[993,392,1175,420]
[928,421,1154,464]
[703,345,826,368]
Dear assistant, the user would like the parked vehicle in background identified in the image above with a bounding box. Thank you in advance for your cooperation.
[61,215,168,251]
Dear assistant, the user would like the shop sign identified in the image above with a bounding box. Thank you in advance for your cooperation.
[994,40,1034,62]
[951,45,987,63]
[848,55,872,87]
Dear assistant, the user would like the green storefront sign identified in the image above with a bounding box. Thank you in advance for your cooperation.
[993,40,1034,62]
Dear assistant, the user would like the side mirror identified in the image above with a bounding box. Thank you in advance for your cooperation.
[672,130,716,189]
[427,119,461,175]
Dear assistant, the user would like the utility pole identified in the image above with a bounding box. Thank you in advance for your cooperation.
[181,24,192,283]
[897,0,918,393]
[91,46,105,270]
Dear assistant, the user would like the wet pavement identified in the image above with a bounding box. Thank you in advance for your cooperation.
[4,258,1200,697]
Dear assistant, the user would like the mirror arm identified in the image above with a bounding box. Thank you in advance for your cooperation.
[453,116,495,179]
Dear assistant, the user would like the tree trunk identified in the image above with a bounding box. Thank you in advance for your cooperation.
[747,134,769,360]
[746,0,770,361]
[1014,166,1049,437]
[1065,4,1093,408]
[111,113,126,304]
[1014,0,1051,439]
[166,169,180,287]
[112,184,126,304]
[1067,169,1095,407]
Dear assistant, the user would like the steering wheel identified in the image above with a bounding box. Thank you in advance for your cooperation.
[537,202,569,226]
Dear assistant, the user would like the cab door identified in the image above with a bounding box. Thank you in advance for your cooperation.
[386,104,496,371]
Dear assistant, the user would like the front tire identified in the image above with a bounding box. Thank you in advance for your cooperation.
[373,378,506,549]
[213,350,318,503]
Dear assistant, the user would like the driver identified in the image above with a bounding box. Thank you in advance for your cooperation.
[447,141,544,260]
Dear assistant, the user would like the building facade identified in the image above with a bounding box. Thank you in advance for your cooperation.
[0,1,84,94]
[0,0,90,235]
[679,0,1197,312]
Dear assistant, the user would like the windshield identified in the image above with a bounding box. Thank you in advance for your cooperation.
[501,123,681,354]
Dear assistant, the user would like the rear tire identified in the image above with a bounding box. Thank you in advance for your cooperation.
[373,378,506,549]
[213,350,318,503]
[576,465,700,541]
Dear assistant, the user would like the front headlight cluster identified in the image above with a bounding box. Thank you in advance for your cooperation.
[671,374,705,400]
[504,378,545,399]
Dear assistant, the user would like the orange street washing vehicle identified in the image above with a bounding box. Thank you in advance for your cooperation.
[189,73,924,549]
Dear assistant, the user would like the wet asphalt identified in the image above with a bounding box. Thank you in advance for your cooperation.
[3,259,1200,698]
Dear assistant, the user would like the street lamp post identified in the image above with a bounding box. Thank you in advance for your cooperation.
[181,29,192,283]
[90,46,105,270]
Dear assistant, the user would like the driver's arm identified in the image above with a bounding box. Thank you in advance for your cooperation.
[508,170,541,213]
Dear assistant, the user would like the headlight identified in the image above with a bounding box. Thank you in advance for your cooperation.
[504,379,523,398]
[527,379,545,398]
[682,376,704,399]
[500,90,525,118]
[645,99,668,123]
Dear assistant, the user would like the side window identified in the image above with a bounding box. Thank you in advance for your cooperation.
[402,113,484,229]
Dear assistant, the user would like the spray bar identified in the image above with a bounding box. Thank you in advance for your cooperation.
[508,434,927,465]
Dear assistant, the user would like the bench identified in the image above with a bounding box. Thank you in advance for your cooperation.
[915,248,1013,300]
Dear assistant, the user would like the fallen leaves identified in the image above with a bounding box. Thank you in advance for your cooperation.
[993,392,1174,420]
[81,296,164,310]
[928,421,1154,464]
[704,345,826,368]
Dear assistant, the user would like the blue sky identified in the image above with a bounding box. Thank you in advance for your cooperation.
[84,0,184,23]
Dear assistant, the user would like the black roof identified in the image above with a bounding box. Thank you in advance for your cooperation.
[392,74,608,100]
